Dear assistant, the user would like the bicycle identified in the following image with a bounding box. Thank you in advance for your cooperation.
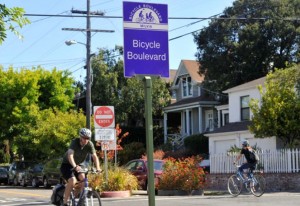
[64,168,102,206]
[227,164,265,197]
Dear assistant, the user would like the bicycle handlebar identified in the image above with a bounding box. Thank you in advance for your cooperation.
[71,167,102,174]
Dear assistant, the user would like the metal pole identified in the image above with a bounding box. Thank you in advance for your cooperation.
[144,76,155,206]
[86,0,92,130]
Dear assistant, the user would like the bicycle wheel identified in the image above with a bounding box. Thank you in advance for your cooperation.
[68,192,76,206]
[250,174,265,197]
[227,174,243,197]
[86,190,102,206]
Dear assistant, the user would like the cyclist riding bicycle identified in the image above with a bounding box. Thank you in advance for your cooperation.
[60,128,101,206]
[234,140,258,181]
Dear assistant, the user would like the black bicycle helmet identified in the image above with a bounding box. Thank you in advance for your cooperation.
[79,128,92,139]
[242,140,249,147]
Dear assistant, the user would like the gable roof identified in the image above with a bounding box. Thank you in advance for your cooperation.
[181,60,204,83]
[172,60,204,87]
[223,76,266,94]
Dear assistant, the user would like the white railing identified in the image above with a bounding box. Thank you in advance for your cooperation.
[167,133,187,151]
[210,148,300,174]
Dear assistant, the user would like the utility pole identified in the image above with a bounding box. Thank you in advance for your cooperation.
[62,0,114,131]
[86,0,92,130]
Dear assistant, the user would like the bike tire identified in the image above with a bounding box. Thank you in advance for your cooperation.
[68,191,76,206]
[227,174,243,197]
[250,174,265,197]
[86,190,102,206]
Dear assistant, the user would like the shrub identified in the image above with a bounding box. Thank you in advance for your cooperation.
[88,166,138,192]
[117,142,146,165]
[158,156,206,194]
[184,134,208,156]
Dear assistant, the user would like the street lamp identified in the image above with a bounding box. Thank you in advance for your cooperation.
[65,40,92,130]
[65,40,86,46]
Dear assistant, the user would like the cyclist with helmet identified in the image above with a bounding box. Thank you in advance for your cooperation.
[60,128,101,206]
[234,140,258,181]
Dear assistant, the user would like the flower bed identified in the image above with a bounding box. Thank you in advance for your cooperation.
[158,156,206,195]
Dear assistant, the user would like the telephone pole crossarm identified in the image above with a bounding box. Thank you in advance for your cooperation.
[62,28,114,33]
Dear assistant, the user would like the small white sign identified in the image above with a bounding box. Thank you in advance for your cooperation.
[95,129,116,141]
[101,140,116,151]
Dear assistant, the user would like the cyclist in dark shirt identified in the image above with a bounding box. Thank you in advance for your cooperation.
[234,140,257,180]
[60,128,101,206]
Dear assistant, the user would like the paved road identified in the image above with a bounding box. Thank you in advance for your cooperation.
[0,186,299,206]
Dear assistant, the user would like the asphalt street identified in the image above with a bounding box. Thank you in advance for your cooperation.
[0,187,299,206]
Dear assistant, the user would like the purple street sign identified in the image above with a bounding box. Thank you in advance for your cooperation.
[123,1,169,78]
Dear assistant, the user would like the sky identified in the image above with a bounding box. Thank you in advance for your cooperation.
[1,0,235,82]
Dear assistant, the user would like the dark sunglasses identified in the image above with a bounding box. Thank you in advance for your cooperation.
[81,136,90,140]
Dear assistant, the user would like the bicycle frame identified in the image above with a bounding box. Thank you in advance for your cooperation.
[227,164,265,197]
[68,169,102,206]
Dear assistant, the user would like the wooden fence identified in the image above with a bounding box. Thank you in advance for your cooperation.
[210,148,300,174]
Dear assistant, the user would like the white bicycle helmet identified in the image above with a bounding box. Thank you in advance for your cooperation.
[79,128,92,139]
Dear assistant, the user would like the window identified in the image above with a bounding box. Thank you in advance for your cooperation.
[182,76,192,97]
[171,90,176,99]
[224,113,229,125]
[241,96,250,121]
[205,110,214,131]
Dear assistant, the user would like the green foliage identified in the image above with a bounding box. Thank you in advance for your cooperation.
[117,142,146,165]
[0,4,30,44]
[184,134,209,156]
[91,48,171,126]
[88,166,138,191]
[249,65,300,148]
[117,126,146,145]
[195,0,300,93]
[0,67,78,161]
[19,109,86,161]
[227,144,241,153]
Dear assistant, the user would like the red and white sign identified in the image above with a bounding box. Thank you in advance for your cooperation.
[94,106,115,128]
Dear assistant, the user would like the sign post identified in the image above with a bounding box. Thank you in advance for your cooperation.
[94,106,116,183]
[123,2,169,206]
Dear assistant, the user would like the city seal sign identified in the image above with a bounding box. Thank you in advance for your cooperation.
[123,1,169,78]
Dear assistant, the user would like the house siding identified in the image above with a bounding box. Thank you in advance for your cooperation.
[228,88,261,122]
[208,131,277,154]
[192,107,199,134]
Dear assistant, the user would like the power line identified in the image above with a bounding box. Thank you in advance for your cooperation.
[24,13,300,21]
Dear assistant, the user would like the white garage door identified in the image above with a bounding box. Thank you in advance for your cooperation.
[214,139,236,154]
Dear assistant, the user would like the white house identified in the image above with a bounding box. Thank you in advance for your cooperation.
[207,76,282,154]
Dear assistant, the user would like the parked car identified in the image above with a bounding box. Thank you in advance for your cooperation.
[42,158,63,188]
[1,165,10,171]
[124,159,164,190]
[8,161,36,186]
[0,167,8,185]
[20,163,44,187]
[199,159,210,173]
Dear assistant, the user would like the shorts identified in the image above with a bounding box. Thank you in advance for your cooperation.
[60,163,81,181]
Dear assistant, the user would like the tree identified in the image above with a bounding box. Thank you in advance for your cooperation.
[249,65,300,148]
[17,109,86,161]
[194,0,300,93]
[0,4,30,44]
[0,66,77,160]
[91,48,171,126]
